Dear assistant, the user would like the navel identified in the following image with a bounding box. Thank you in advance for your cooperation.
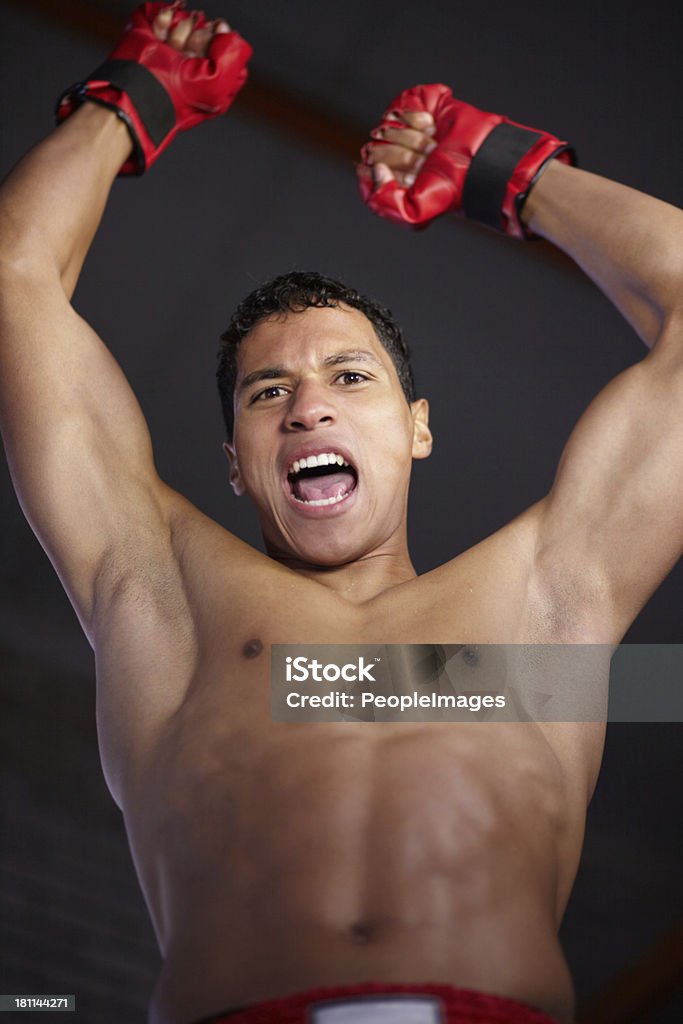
[242,638,263,659]
[349,920,374,943]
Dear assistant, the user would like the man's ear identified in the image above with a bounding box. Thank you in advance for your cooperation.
[411,398,432,460]
[223,441,246,496]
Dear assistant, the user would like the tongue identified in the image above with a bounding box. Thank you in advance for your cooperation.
[294,470,355,503]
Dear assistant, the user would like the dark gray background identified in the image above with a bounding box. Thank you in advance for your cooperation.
[1,0,682,1020]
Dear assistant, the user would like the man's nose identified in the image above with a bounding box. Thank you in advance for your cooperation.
[285,380,336,430]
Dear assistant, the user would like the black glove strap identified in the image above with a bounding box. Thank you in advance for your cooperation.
[461,122,544,230]
[87,59,176,146]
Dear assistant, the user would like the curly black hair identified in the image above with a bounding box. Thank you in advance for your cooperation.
[217,271,415,440]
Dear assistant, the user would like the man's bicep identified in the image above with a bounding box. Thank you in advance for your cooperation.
[536,322,683,639]
[0,269,167,631]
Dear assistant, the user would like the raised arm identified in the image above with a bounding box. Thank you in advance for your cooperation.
[358,86,683,641]
[0,5,251,639]
[520,162,683,639]
[0,104,151,639]
[523,161,683,350]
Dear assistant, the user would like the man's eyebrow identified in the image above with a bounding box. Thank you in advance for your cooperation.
[238,351,382,392]
[321,350,383,368]
[238,366,288,392]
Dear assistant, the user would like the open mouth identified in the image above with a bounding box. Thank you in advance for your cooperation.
[287,451,358,507]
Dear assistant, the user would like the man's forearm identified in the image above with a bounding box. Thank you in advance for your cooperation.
[0,105,132,300]
[522,160,683,350]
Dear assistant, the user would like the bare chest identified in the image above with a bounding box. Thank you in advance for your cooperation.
[95,526,608,810]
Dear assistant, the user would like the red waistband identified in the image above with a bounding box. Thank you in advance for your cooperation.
[196,981,560,1023]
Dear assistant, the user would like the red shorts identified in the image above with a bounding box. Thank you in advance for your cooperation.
[195,982,560,1023]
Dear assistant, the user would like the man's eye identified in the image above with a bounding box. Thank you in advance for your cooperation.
[337,371,368,385]
[252,385,288,402]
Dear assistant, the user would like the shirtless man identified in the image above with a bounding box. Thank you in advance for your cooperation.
[0,4,681,1023]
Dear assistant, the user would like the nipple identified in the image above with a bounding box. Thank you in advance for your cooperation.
[242,638,263,659]
[461,645,479,667]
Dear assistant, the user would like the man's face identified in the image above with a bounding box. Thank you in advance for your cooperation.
[225,305,431,567]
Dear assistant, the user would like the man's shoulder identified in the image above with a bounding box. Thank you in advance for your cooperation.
[428,500,543,596]
[165,489,274,583]
[428,497,617,644]
[91,487,256,630]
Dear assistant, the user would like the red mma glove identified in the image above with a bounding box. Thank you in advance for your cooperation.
[359,84,576,239]
[56,1,252,175]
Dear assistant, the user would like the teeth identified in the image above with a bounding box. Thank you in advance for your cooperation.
[289,452,350,475]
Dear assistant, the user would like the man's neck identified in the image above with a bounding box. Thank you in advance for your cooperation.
[270,544,418,605]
